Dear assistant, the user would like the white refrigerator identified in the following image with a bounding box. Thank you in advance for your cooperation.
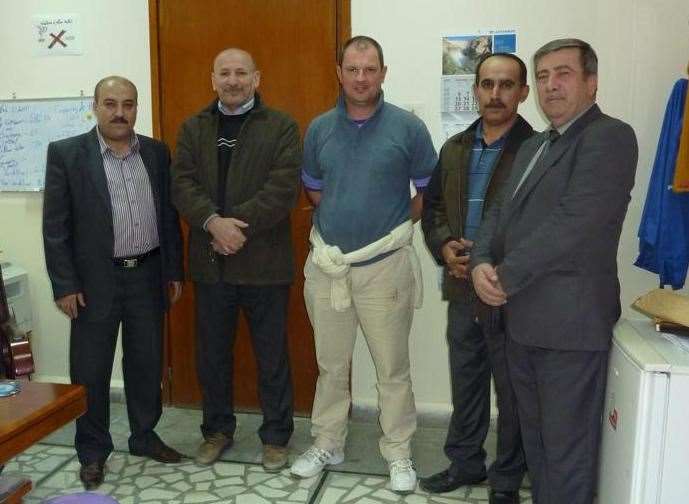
[598,319,689,503]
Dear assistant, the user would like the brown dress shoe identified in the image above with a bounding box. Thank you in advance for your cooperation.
[195,432,233,465]
[262,444,288,472]
[79,461,105,490]
[131,440,183,463]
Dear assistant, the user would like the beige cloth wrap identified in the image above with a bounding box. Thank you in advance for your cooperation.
[309,220,423,312]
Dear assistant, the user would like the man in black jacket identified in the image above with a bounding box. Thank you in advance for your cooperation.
[421,54,533,504]
[171,48,301,471]
[43,76,184,490]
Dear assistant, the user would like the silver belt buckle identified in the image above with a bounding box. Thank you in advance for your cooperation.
[123,258,138,268]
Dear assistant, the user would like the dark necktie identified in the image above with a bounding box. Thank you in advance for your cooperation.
[539,128,561,160]
[512,129,561,198]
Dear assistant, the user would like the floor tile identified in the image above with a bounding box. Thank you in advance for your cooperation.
[1,444,76,486]
[15,404,532,503]
[312,472,533,504]
[18,452,323,503]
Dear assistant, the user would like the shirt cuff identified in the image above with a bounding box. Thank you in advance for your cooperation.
[302,170,323,191]
[202,213,220,232]
[412,176,431,189]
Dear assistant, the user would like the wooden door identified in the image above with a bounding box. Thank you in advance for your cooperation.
[149,0,350,413]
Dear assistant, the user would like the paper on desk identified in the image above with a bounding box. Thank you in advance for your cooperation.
[631,289,689,328]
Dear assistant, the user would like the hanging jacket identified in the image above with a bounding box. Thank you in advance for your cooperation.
[673,78,689,191]
[635,79,689,289]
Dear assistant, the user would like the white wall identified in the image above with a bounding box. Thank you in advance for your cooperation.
[1,0,153,385]
[3,0,689,416]
[350,0,689,415]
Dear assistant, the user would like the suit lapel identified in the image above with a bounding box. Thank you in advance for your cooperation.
[83,128,113,224]
[509,132,569,209]
[507,105,603,213]
[501,136,542,217]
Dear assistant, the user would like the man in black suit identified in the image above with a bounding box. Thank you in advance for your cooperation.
[471,39,638,504]
[43,76,184,490]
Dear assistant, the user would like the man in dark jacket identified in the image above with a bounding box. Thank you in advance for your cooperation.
[421,53,533,504]
[171,48,301,471]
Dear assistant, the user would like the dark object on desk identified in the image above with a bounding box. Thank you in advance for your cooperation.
[0,263,8,324]
[0,323,34,379]
[654,318,689,337]
[0,263,34,379]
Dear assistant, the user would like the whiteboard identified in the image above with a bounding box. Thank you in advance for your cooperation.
[0,97,95,191]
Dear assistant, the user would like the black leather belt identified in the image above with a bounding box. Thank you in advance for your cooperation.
[113,247,160,268]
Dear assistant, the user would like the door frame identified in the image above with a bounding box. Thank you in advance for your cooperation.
[146,0,351,403]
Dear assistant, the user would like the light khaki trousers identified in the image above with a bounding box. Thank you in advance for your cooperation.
[304,248,417,462]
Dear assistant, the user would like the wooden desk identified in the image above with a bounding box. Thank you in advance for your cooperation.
[0,382,86,503]
[0,382,86,465]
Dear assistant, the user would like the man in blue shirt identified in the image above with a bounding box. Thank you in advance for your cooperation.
[291,36,437,494]
[421,54,533,504]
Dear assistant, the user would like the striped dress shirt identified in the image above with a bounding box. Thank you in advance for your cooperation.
[97,127,159,258]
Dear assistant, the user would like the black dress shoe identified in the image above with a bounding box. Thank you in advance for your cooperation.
[130,440,182,463]
[79,461,105,490]
[490,489,520,504]
[419,468,486,493]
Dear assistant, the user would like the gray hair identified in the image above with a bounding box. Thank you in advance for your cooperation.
[533,38,598,76]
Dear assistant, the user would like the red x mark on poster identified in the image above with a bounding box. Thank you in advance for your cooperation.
[48,30,67,48]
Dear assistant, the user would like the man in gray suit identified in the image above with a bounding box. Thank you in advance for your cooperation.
[43,76,184,490]
[471,39,638,504]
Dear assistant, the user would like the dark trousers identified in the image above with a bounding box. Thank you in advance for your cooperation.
[70,257,164,465]
[507,336,609,504]
[444,301,525,491]
[194,282,294,446]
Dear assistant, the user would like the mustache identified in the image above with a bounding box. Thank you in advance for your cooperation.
[110,117,129,124]
[485,101,506,109]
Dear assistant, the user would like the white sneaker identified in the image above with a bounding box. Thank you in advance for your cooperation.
[290,446,344,478]
[389,458,417,494]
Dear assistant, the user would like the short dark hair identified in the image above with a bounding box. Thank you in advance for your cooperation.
[94,76,138,103]
[533,38,598,76]
[338,35,384,68]
[474,53,528,87]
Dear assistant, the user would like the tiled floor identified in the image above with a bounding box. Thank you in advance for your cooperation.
[1,404,532,503]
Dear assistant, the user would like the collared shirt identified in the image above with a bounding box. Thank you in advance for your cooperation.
[512,104,595,198]
[301,93,437,257]
[464,120,507,240]
[218,97,255,116]
[97,126,159,257]
[554,103,594,136]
